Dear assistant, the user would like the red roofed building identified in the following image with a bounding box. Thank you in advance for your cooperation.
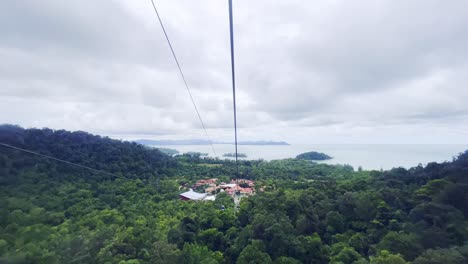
[240,187,254,195]
[192,178,218,189]
[231,179,255,187]
[226,188,236,196]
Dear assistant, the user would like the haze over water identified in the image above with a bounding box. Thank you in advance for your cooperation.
[152,144,468,170]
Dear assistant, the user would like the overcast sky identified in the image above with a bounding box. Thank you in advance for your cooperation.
[1,0,468,144]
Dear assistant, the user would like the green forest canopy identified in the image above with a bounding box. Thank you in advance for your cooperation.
[223,153,247,158]
[1,125,468,263]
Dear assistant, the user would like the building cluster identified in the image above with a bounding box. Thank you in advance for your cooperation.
[179,178,256,201]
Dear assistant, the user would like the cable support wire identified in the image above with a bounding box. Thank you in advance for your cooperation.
[0,142,121,178]
[228,0,239,178]
[149,0,217,157]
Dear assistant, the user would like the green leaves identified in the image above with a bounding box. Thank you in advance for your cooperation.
[2,126,468,263]
[237,241,272,264]
[370,250,408,264]
[376,232,422,261]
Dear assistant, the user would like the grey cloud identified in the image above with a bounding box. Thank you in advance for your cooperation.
[235,0,468,122]
[0,0,170,66]
[1,0,468,143]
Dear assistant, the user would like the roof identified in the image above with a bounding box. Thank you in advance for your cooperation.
[179,189,208,200]
[240,188,253,193]
[203,195,216,201]
[220,183,237,188]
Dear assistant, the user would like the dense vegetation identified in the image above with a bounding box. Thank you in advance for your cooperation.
[296,151,332,161]
[223,153,248,158]
[1,125,468,263]
[157,148,180,156]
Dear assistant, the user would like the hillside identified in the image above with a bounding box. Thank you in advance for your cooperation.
[1,125,468,263]
[0,125,175,180]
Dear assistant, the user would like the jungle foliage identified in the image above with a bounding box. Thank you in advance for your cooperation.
[1,125,468,263]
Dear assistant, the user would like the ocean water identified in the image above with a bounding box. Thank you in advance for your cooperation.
[152,144,468,170]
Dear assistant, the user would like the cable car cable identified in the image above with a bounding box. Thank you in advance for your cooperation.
[0,142,121,178]
[149,0,217,157]
[228,0,239,178]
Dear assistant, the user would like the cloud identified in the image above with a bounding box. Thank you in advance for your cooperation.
[1,0,467,144]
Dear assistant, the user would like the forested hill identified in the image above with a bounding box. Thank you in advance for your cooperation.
[0,125,176,181]
[1,125,468,263]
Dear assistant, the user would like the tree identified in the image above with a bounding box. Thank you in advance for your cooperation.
[197,228,225,252]
[167,228,184,249]
[0,239,8,255]
[330,246,364,264]
[415,179,450,202]
[376,232,422,261]
[274,256,302,264]
[149,241,181,263]
[413,248,464,264]
[370,250,408,264]
[375,201,393,226]
[215,192,234,209]
[349,233,369,256]
[237,241,272,264]
[180,244,223,264]
[292,234,328,264]
[326,211,346,234]
[436,183,468,217]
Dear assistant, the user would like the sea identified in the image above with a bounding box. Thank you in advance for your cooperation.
[151,144,468,171]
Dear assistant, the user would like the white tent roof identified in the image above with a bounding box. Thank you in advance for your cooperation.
[203,195,216,201]
[180,189,207,200]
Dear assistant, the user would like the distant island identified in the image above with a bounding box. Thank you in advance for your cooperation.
[296,151,332,161]
[135,139,212,145]
[135,139,289,146]
[185,152,209,157]
[223,153,247,158]
[235,141,289,146]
